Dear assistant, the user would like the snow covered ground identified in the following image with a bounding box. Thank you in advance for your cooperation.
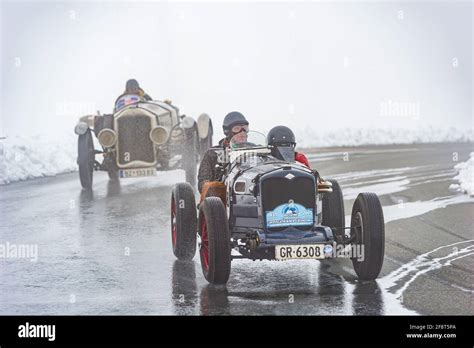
[0,134,77,185]
[449,152,474,196]
[297,126,473,148]
[0,127,472,185]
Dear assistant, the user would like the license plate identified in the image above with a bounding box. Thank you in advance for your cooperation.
[119,168,156,178]
[275,244,327,260]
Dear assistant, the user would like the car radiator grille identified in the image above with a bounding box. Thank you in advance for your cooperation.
[261,175,315,231]
[116,115,155,166]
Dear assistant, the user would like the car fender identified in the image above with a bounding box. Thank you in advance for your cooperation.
[197,113,212,139]
[78,115,95,129]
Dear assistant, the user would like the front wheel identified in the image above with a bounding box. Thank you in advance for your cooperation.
[171,183,197,260]
[106,157,119,181]
[351,192,385,280]
[198,197,231,284]
[78,129,94,190]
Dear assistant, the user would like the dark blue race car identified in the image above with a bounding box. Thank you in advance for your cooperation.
[171,131,385,285]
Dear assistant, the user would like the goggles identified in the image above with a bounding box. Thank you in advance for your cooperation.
[231,124,249,134]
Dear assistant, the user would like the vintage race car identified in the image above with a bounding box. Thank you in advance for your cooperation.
[171,131,385,284]
[74,96,213,190]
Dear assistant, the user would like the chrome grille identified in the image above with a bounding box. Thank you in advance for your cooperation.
[116,115,155,166]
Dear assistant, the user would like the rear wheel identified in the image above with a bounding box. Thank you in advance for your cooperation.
[78,129,94,190]
[351,192,385,280]
[322,179,345,238]
[198,197,231,284]
[171,183,197,260]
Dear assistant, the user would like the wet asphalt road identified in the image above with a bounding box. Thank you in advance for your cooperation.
[0,142,473,315]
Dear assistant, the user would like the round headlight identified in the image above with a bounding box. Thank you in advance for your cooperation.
[150,126,168,145]
[74,122,89,135]
[233,180,247,194]
[97,129,117,148]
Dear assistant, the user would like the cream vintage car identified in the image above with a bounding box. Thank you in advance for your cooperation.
[74,96,213,190]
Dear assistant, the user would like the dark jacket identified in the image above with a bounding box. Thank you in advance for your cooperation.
[197,138,228,193]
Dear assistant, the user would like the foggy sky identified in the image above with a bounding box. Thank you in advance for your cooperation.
[1,1,472,139]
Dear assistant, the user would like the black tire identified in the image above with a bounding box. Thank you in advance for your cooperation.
[198,197,231,284]
[171,183,197,260]
[107,168,119,181]
[183,130,198,188]
[77,129,94,190]
[322,179,345,237]
[107,159,119,181]
[351,192,385,280]
[158,157,170,170]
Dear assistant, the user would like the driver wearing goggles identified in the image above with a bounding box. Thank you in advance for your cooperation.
[229,124,249,146]
[198,111,249,193]
[230,124,249,133]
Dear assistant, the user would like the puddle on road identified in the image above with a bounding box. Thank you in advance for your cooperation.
[172,236,474,316]
[171,260,417,315]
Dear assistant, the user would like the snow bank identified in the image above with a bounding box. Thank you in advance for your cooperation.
[0,126,472,185]
[0,135,77,185]
[296,126,473,148]
[449,152,474,196]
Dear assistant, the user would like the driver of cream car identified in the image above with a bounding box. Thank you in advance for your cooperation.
[114,79,152,111]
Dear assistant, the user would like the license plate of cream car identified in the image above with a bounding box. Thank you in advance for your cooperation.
[119,168,156,178]
[275,244,326,260]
